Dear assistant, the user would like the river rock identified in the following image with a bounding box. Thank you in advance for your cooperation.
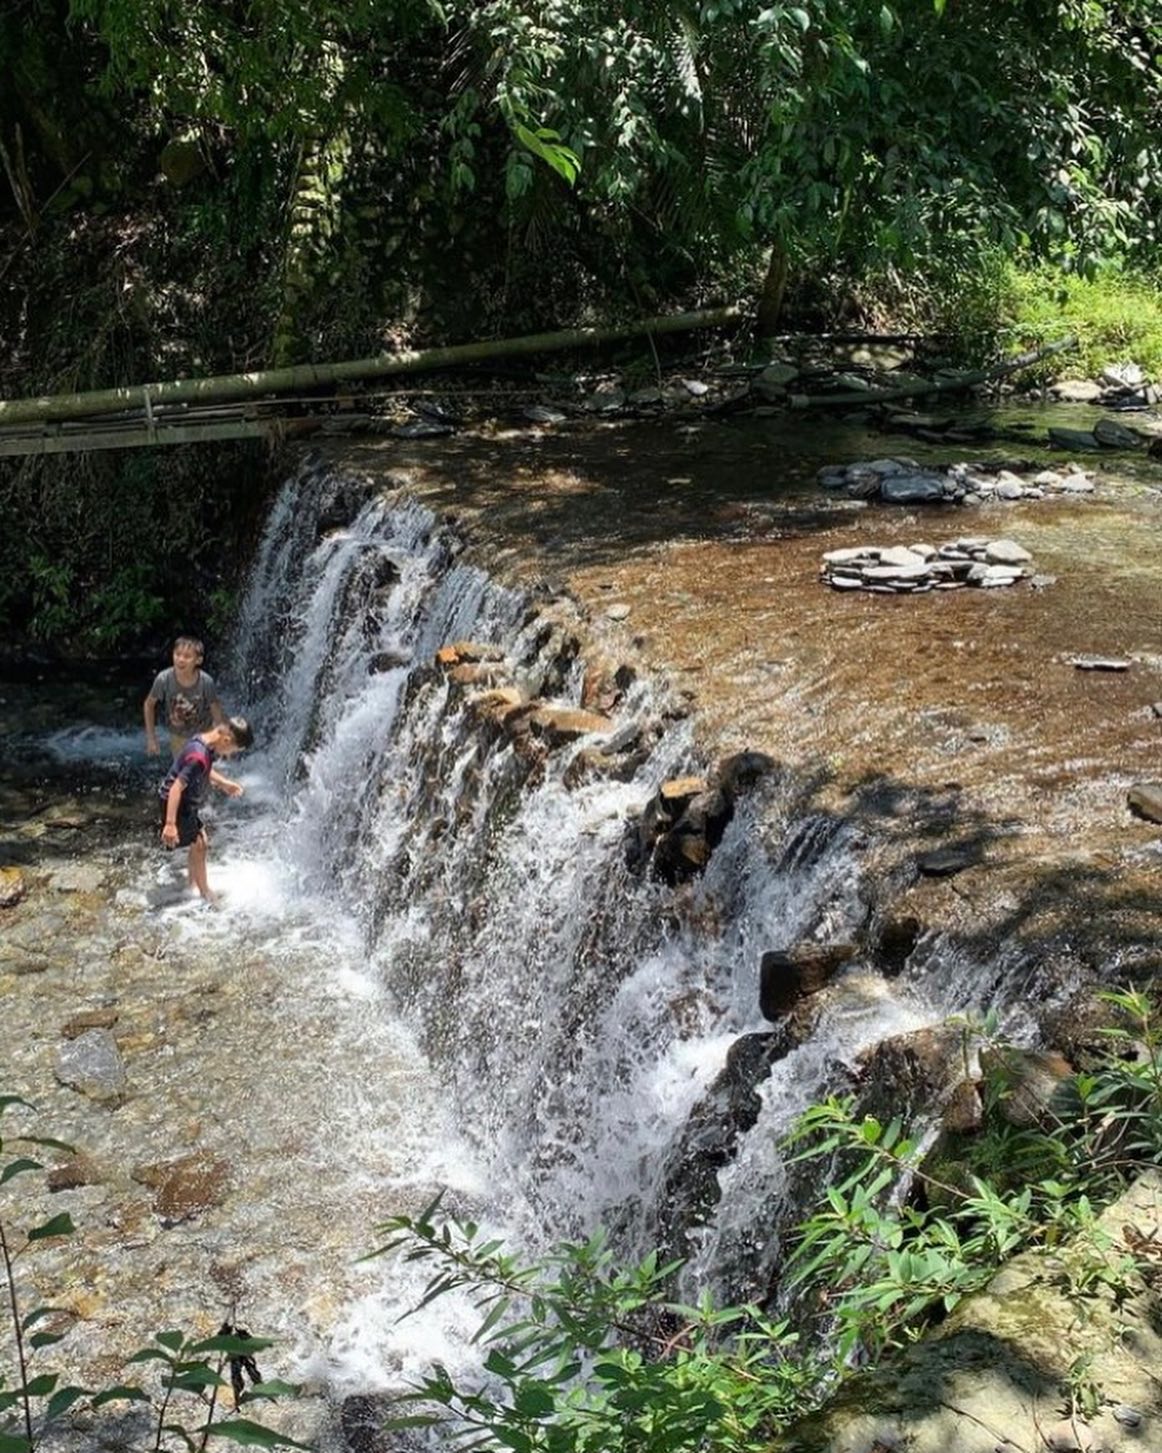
[61,1008,120,1039]
[1101,362,1144,389]
[583,384,626,413]
[449,662,508,687]
[759,944,856,1018]
[367,648,410,673]
[1094,417,1143,450]
[1127,784,1162,824]
[879,473,947,503]
[855,1025,966,1127]
[979,1045,1075,1127]
[132,1153,231,1219]
[1050,378,1104,403]
[54,1029,127,1104]
[441,640,505,665]
[0,866,26,908]
[466,687,524,728]
[529,706,614,746]
[1070,655,1131,671]
[522,403,568,424]
[1048,426,1102,451]
[984,539,1032,565]
[917,845,979,876]
[47,1154,105,1192]
[49,862,105,893]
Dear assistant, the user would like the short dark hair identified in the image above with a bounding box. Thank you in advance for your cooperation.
[226,716,254,749]
[175,635,205,657]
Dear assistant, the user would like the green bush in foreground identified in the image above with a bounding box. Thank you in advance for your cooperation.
[370,988,1162,1453]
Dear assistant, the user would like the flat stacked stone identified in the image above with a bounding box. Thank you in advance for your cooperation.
[821,537,1035,594]
[817,458,1097,505]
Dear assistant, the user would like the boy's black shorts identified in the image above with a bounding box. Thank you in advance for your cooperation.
[159,800,204,848]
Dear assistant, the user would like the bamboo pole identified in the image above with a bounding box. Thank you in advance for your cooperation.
[0,306,742,427]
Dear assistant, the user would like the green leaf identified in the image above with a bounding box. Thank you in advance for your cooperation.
[45,1385,91,1421]
[22,1306,65,1331]
[1,1158,42,1184]
[238,1380,300,1403]
[22,1373,59,1396]
[514,1382,555,1418]
[169,1369,228,1392]
[0,1434,33,1453]
[90,1384,151,1408]
[0,1096,37,1117]
[29,1331,66,1349]
[187,1334,275,1356]
[13,1136,74,1153]
[156,1330,186,1351]
[513,125,580,187]
[27,1213,75,1242]
[201,1417,314,1448]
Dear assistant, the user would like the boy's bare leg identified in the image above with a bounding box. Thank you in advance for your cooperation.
[187,834,217,906]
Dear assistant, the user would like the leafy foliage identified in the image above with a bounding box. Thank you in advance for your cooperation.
[366,1198,820,1453]
[368,989,1162,1452]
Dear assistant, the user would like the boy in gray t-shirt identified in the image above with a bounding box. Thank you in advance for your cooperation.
[144,635,225,757]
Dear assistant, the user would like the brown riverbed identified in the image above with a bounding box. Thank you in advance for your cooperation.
[332,406,1162,979]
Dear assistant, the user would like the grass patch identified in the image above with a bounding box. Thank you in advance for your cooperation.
[1004,266,1162,381]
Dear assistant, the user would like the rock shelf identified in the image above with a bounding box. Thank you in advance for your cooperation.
[817,457,1097,505]
[821,537,1036,593]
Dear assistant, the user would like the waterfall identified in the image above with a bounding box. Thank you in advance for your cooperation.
[214,458,1046,1400]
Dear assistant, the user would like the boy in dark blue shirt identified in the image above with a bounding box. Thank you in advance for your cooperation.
[159,716,254,905]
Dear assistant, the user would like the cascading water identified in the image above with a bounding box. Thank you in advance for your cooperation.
[12,453,1058,1447]
[210,458,1041,1346]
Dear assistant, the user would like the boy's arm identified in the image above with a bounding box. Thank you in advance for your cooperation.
[144,694,161,755]
[209,767,244,799]
[161,779,185,844]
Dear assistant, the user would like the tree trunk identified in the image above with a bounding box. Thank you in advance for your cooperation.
[755,244,789,340]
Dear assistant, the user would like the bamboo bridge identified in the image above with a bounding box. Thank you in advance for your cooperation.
[0,308,740,458]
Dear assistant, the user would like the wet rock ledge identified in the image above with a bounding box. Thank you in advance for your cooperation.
[776,1169,1162,1453]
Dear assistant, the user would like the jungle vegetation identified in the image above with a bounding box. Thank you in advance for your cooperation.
[1,0,1161,649]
